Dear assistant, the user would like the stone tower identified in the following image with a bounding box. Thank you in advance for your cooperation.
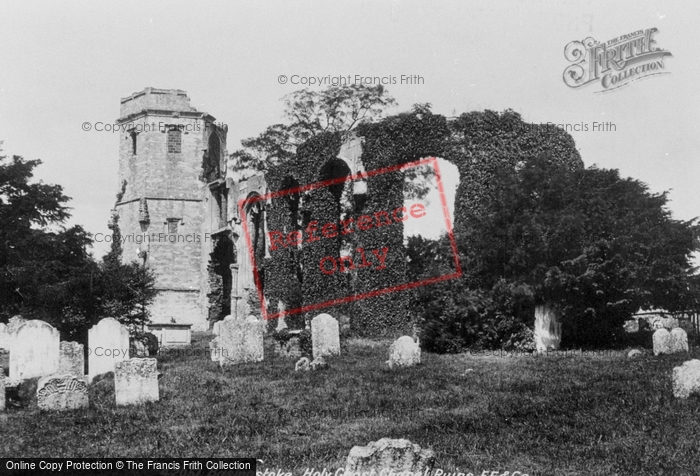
[113,88,228,330]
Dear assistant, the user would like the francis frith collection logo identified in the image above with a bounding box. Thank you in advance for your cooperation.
[563,27,672,92]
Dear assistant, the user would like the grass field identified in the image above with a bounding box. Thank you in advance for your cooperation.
[2,332,700,476]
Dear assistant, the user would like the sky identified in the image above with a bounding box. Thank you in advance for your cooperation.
[0,0,698,261]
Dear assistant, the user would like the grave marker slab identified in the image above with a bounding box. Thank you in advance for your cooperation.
[388,336,421,369]
[59,342,84,377]
[88,318,129,380]
[673,359,700,399]
[114,358,159,406]
[653,328,672,356]
[670,328,689,354]
[9,320,59,381]
[219,315,263,366]
[36,374,88,411]
[345,438,435,474]
[311,313,340,359]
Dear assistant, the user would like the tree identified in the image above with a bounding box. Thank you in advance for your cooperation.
[231,84,397,173]
[0,153,156,340]
[465,153,700,347]
[0,154,92,319]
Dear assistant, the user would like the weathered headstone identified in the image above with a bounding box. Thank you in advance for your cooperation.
[311,313,340,359]
[295,357,310,372]
[672,359,700,399]
[345,438,435,474]
[88,318,129,380]
[653,328,672,356]
[534,303,561,352]
[36,374,88,411]
[0,324,9,352]
[10,320,60,381]
[388,336,421,369]
[59,342,84,377]
[0,368,5,412]
[114,358,159,406]
[212,321,222,336]
[219,315,264,366]
[670,328,689,354]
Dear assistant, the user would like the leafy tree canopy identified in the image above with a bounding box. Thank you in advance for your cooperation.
[231,84,397,174]
[464,152,700,341]
[0,153,156,340]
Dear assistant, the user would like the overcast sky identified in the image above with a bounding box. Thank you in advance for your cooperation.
[1,1,698,260]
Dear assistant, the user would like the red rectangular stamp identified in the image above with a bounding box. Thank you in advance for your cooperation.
[238,157,462,321]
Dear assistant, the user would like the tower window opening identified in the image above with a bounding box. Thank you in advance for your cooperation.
[167,218,179,234]
[167,128,182,154]
[130,131,138,155]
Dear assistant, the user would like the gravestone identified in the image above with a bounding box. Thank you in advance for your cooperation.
[0,369,5,412]
[345,438,435,474]
[88,318,129,380]
[627,349,643,358]
[9,320,60,381]
[219,315,264,366]
[59,342,84,377]
[36,374,88,411]
[311,313,340,359]
[653,328,672,356]
[670,328,689,354]
[672,359,700,399]
[114,358,159,406]
[0,324,9,351]
[212,321,222,336]
[388,336,421,369]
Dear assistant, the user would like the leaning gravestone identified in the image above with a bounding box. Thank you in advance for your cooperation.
[346,438,435,474]
[219,315,264,366]
[114,358,159,406]
[36,374,88,411]
[388,336,421,369]
[670,328,689,354]
[10,320,60,381]
[88,318,129,381]
[311,313,340,359]
[672,359,700,398]
[653,328,672,356]
[59,342,85,377]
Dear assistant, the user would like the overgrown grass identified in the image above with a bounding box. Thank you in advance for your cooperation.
[2,332,699,476]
